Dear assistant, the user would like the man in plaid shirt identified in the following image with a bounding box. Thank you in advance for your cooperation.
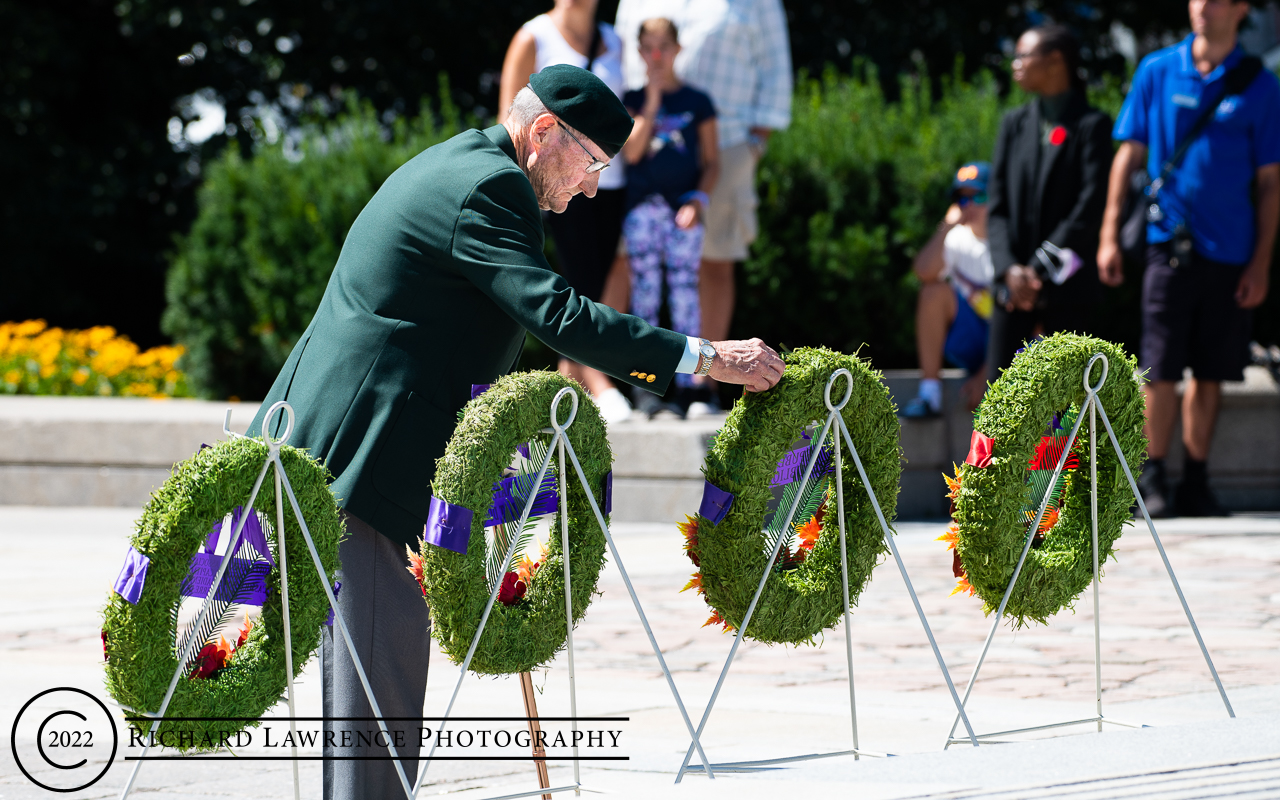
[616,0,792,415]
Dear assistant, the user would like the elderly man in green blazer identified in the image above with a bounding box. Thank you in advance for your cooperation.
[247,65,782,799]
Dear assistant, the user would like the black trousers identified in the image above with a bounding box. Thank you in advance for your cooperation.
[543,187,626,302]
[1141,242,1251,382]
[322,512,431,800]
[986,271,1099,384]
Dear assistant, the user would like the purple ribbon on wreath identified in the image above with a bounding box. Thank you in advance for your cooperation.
[112,506,278,606]
[112,547,150,605]
[698,480,735,525]
[770,442,834,488]
[483,473,559,528]
[180,506,276,605]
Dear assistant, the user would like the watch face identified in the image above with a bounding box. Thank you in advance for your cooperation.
[701,344,716,357]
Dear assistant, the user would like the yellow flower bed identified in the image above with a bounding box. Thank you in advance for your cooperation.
[0,320,191,398]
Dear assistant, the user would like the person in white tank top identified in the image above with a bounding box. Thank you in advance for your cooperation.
[498,0,636,423]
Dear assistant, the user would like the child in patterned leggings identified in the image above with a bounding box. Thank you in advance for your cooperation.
[621,17,719,409]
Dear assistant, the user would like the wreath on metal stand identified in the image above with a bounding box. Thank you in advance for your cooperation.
[416,371,612,676]
[681,346,900,645]
[940,333,1146,625]
[413,375,717,794]
[101,410,344,751]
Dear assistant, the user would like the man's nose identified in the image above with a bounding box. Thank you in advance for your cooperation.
[578,171,600,199]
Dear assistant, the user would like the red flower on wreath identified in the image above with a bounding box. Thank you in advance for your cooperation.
[234,619,253,650]
[1049,125,1068,146]
[189,636,232,679]
[498,571,526,605]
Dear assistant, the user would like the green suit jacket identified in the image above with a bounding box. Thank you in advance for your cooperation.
[248,125,686,548]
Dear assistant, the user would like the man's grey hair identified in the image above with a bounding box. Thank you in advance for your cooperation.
[508,86,551,128]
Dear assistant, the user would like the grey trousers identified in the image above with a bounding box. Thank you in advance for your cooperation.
[322,512,431,800]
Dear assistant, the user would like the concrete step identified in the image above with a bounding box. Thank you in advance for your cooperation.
[1,366,1276,520]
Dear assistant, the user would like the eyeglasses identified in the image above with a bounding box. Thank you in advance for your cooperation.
[955,191,988,207]
[556,120,609,174]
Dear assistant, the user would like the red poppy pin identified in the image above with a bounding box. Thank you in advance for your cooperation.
[1049,125,1068,146]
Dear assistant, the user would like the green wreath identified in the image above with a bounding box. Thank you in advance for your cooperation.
[419,371,610,676]
[948,333,1146,626]
[684,347,899,645]
[102,436,343,750]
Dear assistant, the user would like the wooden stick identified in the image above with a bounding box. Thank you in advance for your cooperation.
[519,671,552,800]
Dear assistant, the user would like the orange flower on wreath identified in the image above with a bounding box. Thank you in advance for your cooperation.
[406,542,427,596]
[677,515,700,566]
[703,608,735,632]
[680,572,704,595]
[950,576,977,597]
[795,514,821,552]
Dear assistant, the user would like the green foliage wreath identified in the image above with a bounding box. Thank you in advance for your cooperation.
[102,436,343,750]
[420,372,611,676]
[687,347,899,645]
[952,334,1146,626]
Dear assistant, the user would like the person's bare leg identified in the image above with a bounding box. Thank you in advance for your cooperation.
[1181,378,1221,461]
[600,253,631,313]
[558,358,582,382]
[961,370,987,411]
[1143,381,1179,460]
[700,258,735,342]
[915,281,956,380]
[560,355,618,395]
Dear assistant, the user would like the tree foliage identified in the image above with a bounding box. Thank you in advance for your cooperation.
[163,95,462,399]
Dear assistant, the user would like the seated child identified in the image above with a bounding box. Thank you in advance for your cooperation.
[901,162,994,418]
[621,17,719,417]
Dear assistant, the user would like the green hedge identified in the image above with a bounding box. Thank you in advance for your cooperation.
[162,92,465,399]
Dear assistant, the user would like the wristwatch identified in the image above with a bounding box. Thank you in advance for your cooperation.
[696,338,716,376]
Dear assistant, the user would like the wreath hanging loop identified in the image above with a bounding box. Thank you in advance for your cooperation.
[1084,352,1109,395]
[549,385,579,433]
[261,400,295,447]
[824,367,854,412]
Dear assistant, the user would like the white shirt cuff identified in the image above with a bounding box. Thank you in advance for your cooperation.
[675,336,701,374]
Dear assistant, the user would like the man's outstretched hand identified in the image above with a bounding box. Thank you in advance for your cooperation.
[708,339,785,392]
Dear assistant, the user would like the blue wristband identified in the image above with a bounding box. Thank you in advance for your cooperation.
[678,190,711,209]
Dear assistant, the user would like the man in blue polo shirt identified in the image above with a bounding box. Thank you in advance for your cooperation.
[1098,0,1280,517]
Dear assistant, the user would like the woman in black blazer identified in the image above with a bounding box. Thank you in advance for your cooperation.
[986,24,1113,383]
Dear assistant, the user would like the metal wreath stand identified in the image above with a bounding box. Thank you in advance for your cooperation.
[410,386,714,800]
[120,401,398,800]
[675,368,981,784]
[941,353,1235,749]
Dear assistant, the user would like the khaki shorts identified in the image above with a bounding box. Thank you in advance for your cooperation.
[702,141,760,262]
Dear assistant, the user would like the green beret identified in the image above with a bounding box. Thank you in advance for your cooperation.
[528,64,633,159]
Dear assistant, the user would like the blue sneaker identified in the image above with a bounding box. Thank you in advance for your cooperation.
[899,396,941,419]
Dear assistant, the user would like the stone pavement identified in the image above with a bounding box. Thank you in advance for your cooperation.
[2,506,1277,798]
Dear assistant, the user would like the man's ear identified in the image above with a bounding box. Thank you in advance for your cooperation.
[526,113,557,169]
[530,113,558,148]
